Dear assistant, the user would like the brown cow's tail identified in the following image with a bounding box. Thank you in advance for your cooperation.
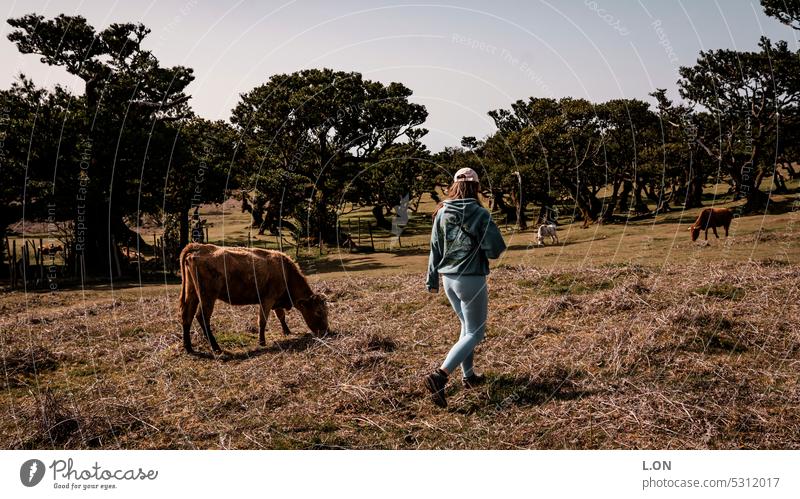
[178,244,194,312]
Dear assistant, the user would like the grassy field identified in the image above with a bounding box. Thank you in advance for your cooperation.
[1,184,799,449]
[1,260,798,449]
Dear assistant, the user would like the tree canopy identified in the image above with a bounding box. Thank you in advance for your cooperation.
[230,68,429,242]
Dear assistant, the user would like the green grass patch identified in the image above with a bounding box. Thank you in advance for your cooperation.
[381,301,425,317]
[66,362,103,378]
[687,329,747,354]
[517,273,615,296]
[693,283,746,301]
[121,326,148,338]
[215,331,254,349]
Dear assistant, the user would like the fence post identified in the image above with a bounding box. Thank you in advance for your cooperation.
[28,240,36,287]
[39,238,44,286]
[368,223,375,252]
[3,237,11,288]
[11,239,17,289]
[357,217,361,245]
[22,243,29,288]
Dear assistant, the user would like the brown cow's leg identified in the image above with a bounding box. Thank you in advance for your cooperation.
[181,293,199,353]
[725,223,729,237]
[258,305,268,346]
[257,299,277,346]
[712,226,719,238]
[704,228,709,240]
[274,308,292,336]
[196,298,221,353]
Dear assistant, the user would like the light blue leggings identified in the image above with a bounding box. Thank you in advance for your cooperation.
[441,274,488,377]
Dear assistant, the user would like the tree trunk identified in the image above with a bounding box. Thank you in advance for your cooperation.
[732,159,769,213]
[493,191,517,223]
[562,177,602,227]
[372,205,392,231]
[316,195,341,245]
[599,179,622,223]
[683,171,704,209]
[617,179,632,216]
[632,178,650,214]
[754,169,766,190]
[742,187,770,212]
[76,204,127,278]
[179,209,190,249]
[535,194,557,225]
[510,190,527,230]
[250,203,265,230]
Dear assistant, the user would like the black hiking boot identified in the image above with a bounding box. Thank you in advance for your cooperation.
[462,373,485,389]
[423,369,449,408]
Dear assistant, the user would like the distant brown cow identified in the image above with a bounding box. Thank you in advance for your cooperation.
[689,207,734,242]
[178,243,329,353]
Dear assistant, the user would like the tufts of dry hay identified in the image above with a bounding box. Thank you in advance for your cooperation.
[1,261,799,449]
[2,345,59,386]
[23,389,82,448]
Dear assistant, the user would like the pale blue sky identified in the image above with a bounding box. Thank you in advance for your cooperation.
[2,0,797,150]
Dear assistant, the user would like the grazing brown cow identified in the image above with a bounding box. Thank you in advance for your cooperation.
[689,207,734,242]
[179,243,329,353]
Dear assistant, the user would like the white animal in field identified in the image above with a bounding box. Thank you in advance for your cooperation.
[536,224,558,246]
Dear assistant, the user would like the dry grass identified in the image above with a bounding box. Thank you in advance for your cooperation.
[1,260,799,449]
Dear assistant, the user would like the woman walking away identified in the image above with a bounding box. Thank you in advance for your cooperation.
[423,167,507,408]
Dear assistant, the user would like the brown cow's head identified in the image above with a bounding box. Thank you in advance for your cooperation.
[296,293,329,334]
[688,225,701,241]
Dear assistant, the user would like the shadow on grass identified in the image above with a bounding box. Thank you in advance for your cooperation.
[454,372,594,415]
[506,239,588,251]
[6,274,182,293]
[307,256,400,275]
[764,196,800,215]
[188,331,341,361]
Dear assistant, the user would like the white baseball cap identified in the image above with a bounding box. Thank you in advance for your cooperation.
[453,167,479,183]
